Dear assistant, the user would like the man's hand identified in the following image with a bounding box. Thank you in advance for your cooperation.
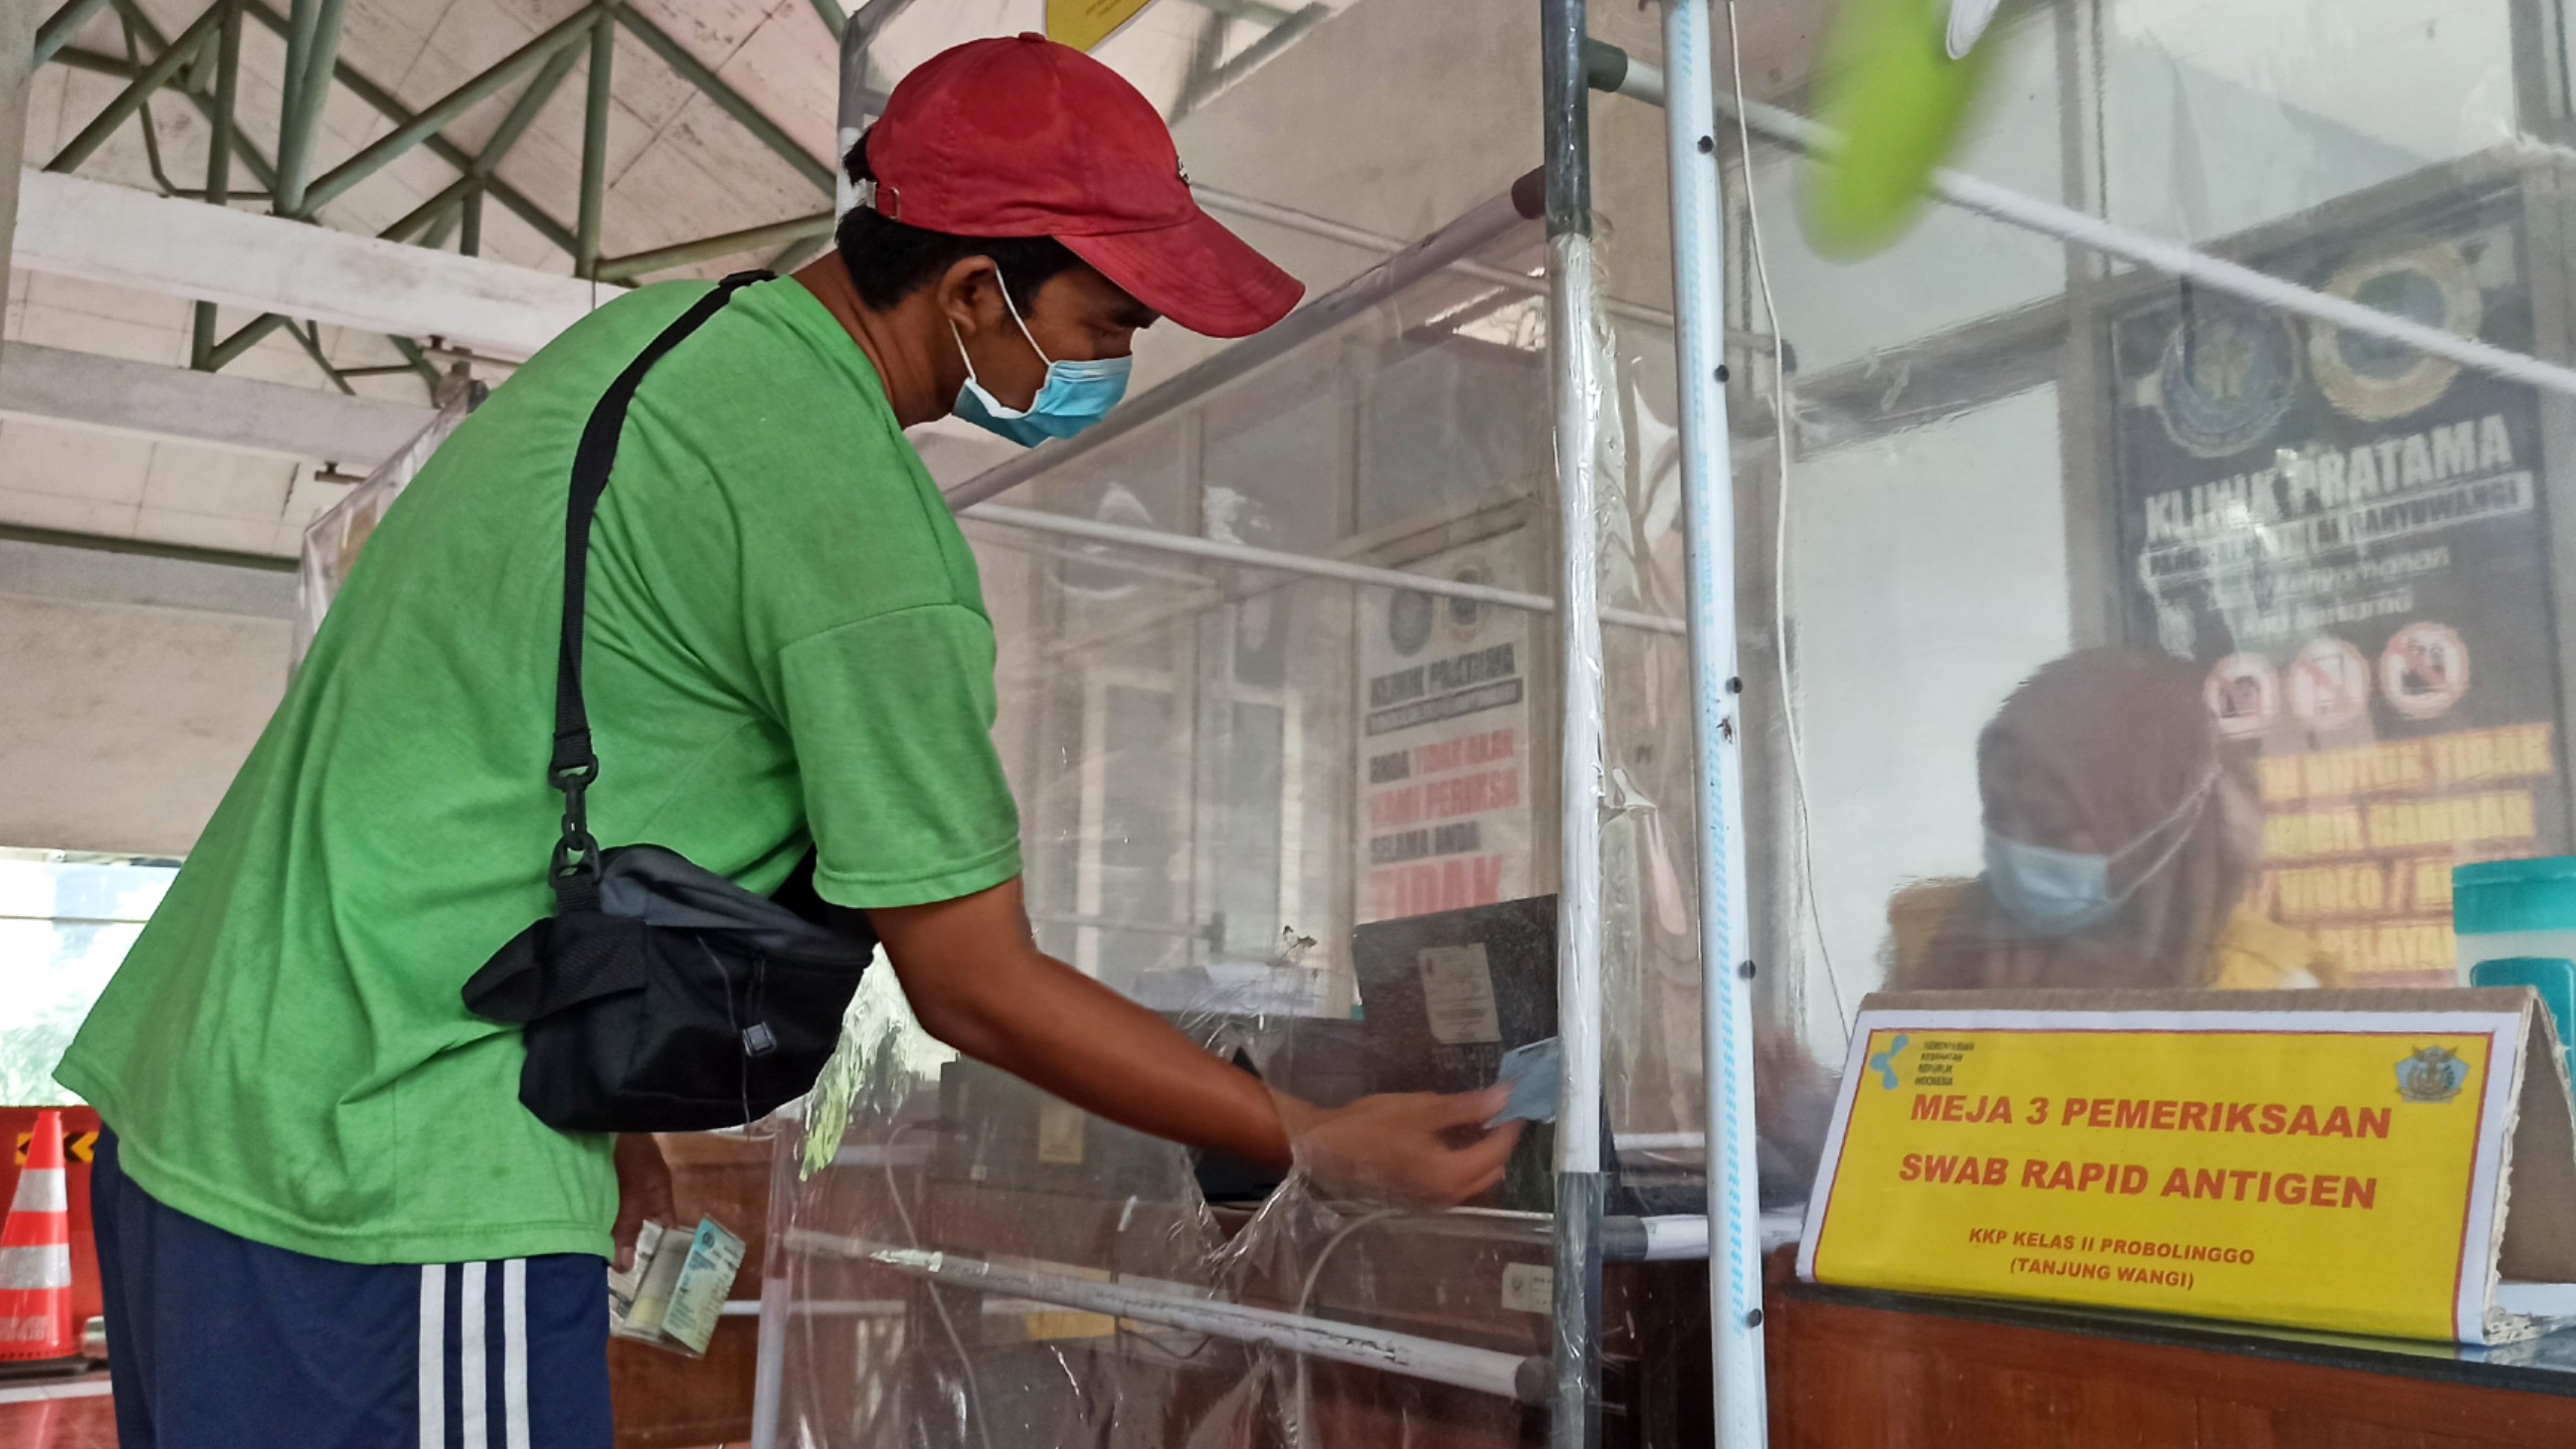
[611,1134,675,1272]
[1279,1088,1524,1206]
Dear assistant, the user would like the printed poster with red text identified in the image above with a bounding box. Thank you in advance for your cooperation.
[1357,542,1535,925]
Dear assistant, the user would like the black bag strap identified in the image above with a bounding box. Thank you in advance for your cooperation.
[550,271,772,911]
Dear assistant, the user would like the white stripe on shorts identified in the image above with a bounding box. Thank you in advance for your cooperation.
[502,1259,530,1449]
[460,1261,488,1449]
[418,1266,446,1449]
[420,1259,538,1449]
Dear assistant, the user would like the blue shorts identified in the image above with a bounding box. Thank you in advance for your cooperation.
[91,1129,613,1449]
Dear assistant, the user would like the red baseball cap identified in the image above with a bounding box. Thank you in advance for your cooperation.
[860,33,1304,339]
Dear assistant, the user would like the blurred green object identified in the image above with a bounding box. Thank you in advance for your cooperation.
[798,1016,864,1181]
[1802,0,1997,258]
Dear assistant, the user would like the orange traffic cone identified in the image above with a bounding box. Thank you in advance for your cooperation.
[0,1110,76,1363]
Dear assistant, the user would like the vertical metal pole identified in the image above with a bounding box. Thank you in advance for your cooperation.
[2515,0,2576,828]
[1542,2,1605,1448]
[274,0,345,216]
[2052,0,2118,651]
[576,8,615,278]
[1,0,31,372]
[746,22,864,1437]
[205,0,240,202]
[746,1248,792,1449]
[1661,4,1767,1446]
[276,0,316,130]
[192,0,241,370]
[2511,0,2575,142]
[460,181,484,257]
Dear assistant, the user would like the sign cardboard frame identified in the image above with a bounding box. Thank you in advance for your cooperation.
[1797,989,2576,1344]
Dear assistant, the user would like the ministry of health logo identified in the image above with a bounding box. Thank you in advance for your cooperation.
[1870,1034,1911,1091]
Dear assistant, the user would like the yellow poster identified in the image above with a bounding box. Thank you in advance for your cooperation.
[1798,1004,2525,1342]
[1046,0,1160,53]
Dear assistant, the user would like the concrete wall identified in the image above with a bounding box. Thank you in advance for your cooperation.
[0,539,293,856]
[0,402,344,559]
[0,0,28,343]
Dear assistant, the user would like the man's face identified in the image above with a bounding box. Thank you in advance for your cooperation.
[944,258,1157,413]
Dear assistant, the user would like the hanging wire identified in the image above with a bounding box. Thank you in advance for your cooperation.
[1724,0,1850,1039]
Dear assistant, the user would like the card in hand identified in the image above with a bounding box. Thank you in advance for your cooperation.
[1487,1036,1563,1127]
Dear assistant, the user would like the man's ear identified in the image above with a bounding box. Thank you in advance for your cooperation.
[936,257,1005,333]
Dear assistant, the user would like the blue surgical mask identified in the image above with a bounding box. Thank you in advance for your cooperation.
[951,274,1131,448]
[1983,771,2218,937]
[1983,835,2122,936]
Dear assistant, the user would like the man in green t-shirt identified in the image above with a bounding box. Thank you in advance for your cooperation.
[59,35,1518,1449]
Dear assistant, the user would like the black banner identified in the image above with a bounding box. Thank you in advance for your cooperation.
[2113,184,2566,983]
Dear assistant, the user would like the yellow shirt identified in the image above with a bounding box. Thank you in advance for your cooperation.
[2208,906,2348,990]
[1885,879,2345,991]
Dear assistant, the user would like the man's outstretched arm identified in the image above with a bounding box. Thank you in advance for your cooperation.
[869,876,1519,1205]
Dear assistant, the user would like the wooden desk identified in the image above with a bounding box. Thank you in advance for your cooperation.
[608,1132,772,1449]
[619,1131,2576,1449]
[1763,1249,2576,1447]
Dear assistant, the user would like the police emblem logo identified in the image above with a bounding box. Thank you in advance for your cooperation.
[2395,1045,2470,1104]
[2154,299,2302,459]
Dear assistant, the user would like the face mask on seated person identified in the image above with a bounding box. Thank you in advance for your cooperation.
[952,270,1132,447]
[1983,769,2217,937]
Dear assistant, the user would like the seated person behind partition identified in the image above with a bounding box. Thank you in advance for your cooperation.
[1887,648,2343,992]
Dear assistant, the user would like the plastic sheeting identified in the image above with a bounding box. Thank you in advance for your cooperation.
[291,390,477,669]
[1733,0,2576,1054]
[762,0,2576,1439]
[759,65,1780,1431]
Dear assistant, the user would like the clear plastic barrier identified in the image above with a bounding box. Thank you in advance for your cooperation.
[768,0,2576,1439]
[1751,2,2571,1039]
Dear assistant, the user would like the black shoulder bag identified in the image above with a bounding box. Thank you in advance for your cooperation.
[462,272,876,1134]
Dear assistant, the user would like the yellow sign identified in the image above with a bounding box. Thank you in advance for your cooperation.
[14,1130,97,1167]
[1799,997,2537,1342]
[1046,0,1160,53]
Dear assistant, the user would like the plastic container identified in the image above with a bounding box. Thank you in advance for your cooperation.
[2453,857,2576,981]
[2468,957,2576,1089]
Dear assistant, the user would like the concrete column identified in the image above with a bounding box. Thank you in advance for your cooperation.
[0,0,34,358]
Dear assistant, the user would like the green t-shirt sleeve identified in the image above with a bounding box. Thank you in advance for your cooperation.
[775,603,1022,909]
